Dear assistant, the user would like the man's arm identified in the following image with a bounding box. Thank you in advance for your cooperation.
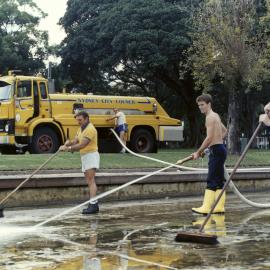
[264,102,270,113]
[64,137,79,146]
[193,117,215,159]
[259,102,270,126]
[259,114,270,126]
[106,115,119,122]
[60,137,90,152]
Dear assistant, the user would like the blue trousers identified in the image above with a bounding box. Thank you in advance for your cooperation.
[206,144,227,191]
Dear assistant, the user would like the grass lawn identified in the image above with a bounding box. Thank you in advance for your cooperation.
[0,149,269,171]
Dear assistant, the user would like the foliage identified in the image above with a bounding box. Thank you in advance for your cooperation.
[0,0,49,74]
[59,0,204,145]
[60,0,191,88]
[189,0,270,153]
[190,0,270,91]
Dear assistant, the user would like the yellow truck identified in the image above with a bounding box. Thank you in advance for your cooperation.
[0,71,184,154]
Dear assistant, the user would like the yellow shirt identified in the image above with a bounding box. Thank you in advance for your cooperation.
[76,123,98,154]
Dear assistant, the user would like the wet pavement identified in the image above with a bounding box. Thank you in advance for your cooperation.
[0,193,270,270]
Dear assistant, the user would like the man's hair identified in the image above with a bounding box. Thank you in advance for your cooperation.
[74,111,89,119]
[196,94,213,104]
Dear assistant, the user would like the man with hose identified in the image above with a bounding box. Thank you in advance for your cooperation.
[60,111,100,215]
[187,94,228,215]
[106,108,128,153]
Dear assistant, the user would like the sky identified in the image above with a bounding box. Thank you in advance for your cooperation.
[34,0,68,46]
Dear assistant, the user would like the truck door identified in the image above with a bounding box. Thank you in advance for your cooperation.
[38,81,51,118]
[15,80,36,130]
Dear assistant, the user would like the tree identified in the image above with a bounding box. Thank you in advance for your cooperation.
[189,0,270,154]
[60,0,203,146]
[0,0,49,74]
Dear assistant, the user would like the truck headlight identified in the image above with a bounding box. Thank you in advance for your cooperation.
[5,124,9,133]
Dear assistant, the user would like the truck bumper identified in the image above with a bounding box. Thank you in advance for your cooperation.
[159,126,184,142]
[0,134,15,145]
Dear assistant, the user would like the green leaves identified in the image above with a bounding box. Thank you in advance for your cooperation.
[190,0,270,92]
[60,0,193,93]
[0,0,48,74]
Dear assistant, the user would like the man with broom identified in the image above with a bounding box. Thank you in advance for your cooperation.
[183,97,270,215]
[175,101,270,244]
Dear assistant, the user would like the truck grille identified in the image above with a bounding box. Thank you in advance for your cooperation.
[0,119,15,134]
[0,120,5,132]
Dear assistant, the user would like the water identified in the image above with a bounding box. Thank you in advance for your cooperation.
[0,193,270,270]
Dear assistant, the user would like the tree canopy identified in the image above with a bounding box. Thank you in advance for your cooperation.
[0,0,49,74]
[60,0,203,145]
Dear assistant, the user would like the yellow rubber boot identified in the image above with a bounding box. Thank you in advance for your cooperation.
[212,214,226,236]
[192,189,216,215]
[213,189,226,214]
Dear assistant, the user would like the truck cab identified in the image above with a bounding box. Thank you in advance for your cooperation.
[0,71,52,153]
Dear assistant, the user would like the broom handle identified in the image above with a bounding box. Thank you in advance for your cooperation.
[0,150,60,206]
[177,155,193,164]
[199,122,263,233]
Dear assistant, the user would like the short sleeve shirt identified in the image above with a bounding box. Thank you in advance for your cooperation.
[115,111,126,126]
[76,123,98,154]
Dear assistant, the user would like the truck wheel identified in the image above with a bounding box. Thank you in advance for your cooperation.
[130,129,155,153]
[30,127,60,154]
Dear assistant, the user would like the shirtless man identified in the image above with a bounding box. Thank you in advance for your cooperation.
[190,94,227,215]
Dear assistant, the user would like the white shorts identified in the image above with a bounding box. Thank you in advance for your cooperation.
[81,151,100,172]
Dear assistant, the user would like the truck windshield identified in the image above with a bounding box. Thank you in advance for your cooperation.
[0,81,12,101]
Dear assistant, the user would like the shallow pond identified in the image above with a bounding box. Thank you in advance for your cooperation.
[0,193,270,270]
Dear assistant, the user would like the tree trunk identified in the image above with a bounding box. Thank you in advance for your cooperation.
[227,89,242,154]
[155,69,202,146]
[182,78,202,147]
[246,92,259,148]
[185,102,202,147]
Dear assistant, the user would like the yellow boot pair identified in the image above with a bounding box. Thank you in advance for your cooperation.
[192,189,225,215]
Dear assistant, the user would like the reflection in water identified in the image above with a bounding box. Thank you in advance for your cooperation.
[83,257,101,270]
[83,220,101,270]
[192,214,226,237]
[0,194,270,269]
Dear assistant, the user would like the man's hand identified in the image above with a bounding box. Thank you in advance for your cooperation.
[176,159,183,164]
[64,139,71,146]
[192,151,201,160]
[259,114,270,126]
[59,145,69,152]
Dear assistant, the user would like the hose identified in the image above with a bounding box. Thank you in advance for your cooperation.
[111,129,270,209]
